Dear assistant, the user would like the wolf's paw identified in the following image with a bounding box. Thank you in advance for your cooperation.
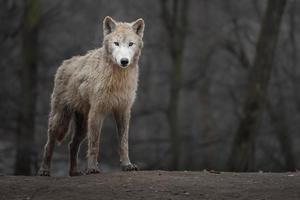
[69,170,84,176]
[121,163,139,171]
[86,168,100,175]
[38,169,50,176]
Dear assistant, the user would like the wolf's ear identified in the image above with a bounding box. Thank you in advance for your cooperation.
[103,16,117,36]
[131,18,145,38]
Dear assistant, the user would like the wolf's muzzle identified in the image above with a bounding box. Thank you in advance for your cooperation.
[120,58,129,67]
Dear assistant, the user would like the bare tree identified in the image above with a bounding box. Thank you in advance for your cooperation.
[15,0,41,175]
[160,0,190,170]
[228,0,287,172]
[266,94,296,171]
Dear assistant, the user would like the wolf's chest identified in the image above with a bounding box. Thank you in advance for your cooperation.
[90,74,137,108]
[103,78,136,99]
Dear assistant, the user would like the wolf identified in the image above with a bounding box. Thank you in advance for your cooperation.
[38,16,145,176]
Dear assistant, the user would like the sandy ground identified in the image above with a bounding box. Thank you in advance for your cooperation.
[0,171,299,200]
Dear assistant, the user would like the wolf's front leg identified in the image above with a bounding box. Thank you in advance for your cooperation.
[114,108,138,171]
[86,110,104,174]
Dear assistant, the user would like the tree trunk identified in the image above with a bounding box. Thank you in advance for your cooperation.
[160,0,190,170]
[199,79,214,169]
[167,52,184,169]
[266,83,296,171]
[228,0,287,172]
[15,0,40,175]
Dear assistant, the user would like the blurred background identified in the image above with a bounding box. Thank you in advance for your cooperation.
[0,0,299,176]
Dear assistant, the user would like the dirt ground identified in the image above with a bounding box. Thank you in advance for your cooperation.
[0,171,299,200]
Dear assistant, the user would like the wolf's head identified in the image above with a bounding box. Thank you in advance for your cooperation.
[102,16,145,68]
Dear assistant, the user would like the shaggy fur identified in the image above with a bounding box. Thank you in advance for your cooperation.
[39,16,145,176]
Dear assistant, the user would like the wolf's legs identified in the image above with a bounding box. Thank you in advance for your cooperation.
[38,133,56,176]
[69,112,87,176]
[114,109,138,171]
[39,107,71,176]
[86,109,104,174]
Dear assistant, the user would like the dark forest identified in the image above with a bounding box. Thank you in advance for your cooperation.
[0,0,299,176]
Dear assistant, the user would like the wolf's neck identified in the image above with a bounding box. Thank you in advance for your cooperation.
[100,63,138,94]
[110,63,138,80]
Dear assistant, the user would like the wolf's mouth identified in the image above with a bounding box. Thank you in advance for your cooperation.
[119,65,129,69]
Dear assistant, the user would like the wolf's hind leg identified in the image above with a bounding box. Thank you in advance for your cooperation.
[38,107,72,176]
[38,133,56,176]
[69,112,87,176]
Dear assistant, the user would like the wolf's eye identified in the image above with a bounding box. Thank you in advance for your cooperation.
[129,42,134,47]
[114,42,119,46]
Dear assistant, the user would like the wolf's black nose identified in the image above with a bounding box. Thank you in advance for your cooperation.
[120,58,129,66]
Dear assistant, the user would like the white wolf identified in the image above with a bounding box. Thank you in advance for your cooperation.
[38,16,145,176]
